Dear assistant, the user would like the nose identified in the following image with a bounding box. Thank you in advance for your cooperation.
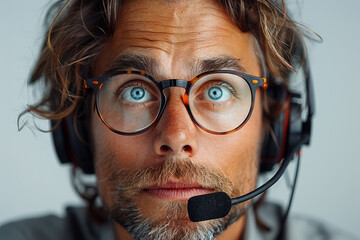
[153,88,199,157]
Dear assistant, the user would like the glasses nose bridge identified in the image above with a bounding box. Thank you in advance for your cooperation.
[159,79,191,91]
[160,79,191,105]
[157,78,194,122]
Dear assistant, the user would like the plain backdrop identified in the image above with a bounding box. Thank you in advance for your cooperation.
[0,0,359,238]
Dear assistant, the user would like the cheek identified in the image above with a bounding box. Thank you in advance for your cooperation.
[90,112,115,203]
[92,116,144,170]
[91,111,151,206]
[201,90,263,192]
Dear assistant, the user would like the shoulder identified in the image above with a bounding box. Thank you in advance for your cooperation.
[286,215,359,240]
[0,206,114,240]
[0,214,66,240]
[247,202,359,240]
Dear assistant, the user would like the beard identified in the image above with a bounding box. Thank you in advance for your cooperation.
[98,157,252,240]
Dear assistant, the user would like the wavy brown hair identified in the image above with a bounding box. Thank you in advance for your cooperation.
[20,0,306,127]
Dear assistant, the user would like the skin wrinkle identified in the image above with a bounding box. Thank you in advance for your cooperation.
[113,3,246,65]
[116,35,216,56]
[117,21,236,35]
[121,3,233,26]
[118,28,240,44]
[107,35,247,76]
[94,8,260,78]
[120,34,215,45]
[124,45,173,56]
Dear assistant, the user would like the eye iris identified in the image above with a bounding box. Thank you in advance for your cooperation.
[131,87,145,100]
[208,87,223,100]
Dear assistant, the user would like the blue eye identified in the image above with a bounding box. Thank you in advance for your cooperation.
[122,86,151,103]
[205,85,231,102]
[208,87,223,100]
[131,87,145,100]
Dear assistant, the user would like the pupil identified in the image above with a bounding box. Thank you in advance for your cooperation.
[208,87,222,100]
[131,87,145,100]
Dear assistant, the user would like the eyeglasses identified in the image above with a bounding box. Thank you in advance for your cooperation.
[85,70,267,135]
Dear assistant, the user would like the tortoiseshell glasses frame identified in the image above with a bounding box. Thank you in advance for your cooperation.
[85,69,267,136]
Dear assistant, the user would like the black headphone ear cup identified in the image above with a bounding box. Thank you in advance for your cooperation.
[284,97,307,159]
[260,85,289,172]
[51,119,72,165]
[51,117,94,174]
[260,88,312,173]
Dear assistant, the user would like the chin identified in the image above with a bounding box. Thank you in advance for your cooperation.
[109,195,247,240]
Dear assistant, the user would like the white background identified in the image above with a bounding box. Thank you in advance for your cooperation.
[0,0,359,238]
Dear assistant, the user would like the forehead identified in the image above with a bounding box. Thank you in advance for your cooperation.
[93,0,260,78]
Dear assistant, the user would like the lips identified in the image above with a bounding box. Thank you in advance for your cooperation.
[143,181,213,200]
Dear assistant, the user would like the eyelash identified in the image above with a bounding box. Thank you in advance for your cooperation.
[114,82,148,99]
[207,82,240,99]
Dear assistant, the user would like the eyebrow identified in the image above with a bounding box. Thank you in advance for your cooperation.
[194,56,245,74]
[105,53,160,77]
[105,53,246,79]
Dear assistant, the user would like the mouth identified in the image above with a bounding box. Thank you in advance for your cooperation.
[143,181,213,200]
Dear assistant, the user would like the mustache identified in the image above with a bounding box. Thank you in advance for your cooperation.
[104,157,238,198]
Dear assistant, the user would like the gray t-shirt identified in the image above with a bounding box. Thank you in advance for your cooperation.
[0,207,115,240]
[0,202,357,240]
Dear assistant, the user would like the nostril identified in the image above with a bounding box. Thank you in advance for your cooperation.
[160,144,192,153]
[160,145,172,152]
[182,145,192,152]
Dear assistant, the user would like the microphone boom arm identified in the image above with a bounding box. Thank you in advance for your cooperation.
[232,153,292,205]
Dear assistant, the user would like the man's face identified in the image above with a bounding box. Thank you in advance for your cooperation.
[91,0,264,239]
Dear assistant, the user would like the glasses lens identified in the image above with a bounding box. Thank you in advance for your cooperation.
[97,73,162,133]
[189,72,252,133]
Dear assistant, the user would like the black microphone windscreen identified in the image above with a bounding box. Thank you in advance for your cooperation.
[187,192,232,222]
